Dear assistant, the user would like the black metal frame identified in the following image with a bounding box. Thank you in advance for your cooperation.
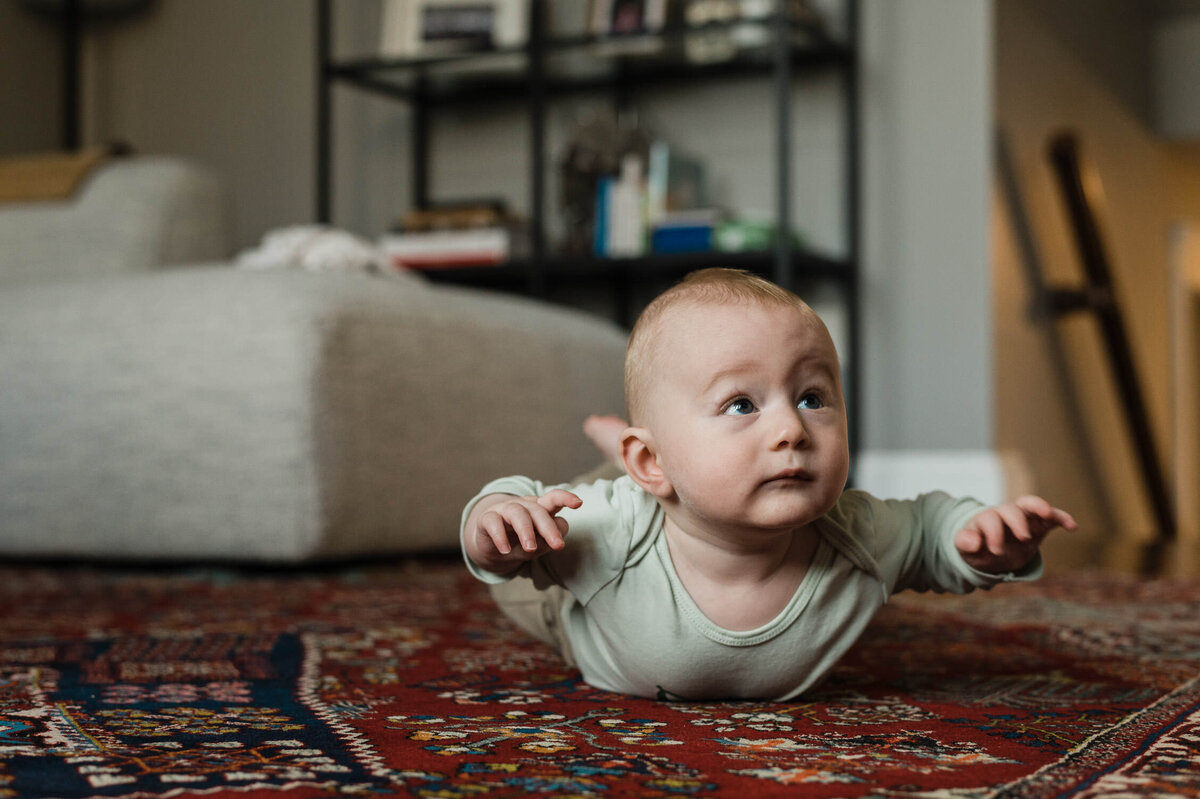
[51,0,155,150]
[1046,131,1176,573]
[61,0,81,149]
[316,0,861,449]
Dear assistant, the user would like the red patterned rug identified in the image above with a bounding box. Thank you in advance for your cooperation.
[1,559,1198,797]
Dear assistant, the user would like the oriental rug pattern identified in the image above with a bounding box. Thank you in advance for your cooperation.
[0,562,1197,797]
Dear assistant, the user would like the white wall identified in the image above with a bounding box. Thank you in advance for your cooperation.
[859,0,992,453]
[82,0,315,248]
[1154,13,1200,138]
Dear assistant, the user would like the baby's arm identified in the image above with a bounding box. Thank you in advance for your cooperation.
[954,495,1076,574]
[463,488,582,576]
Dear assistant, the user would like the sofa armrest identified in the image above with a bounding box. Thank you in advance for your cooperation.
[0,156,232,286]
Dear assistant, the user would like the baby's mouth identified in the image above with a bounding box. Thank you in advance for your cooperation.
[765,468,814,484]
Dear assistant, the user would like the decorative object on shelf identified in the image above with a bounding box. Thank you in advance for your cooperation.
[585,0,669,57]
[603,138,714,258]
[588,0,668,36]
[559,110,622,257]
[714,214,805,253]
[380,0,528,59]
[683,0,826,63]
[561,108,678,259]
[648,138,708,217]
[682,0,739,62]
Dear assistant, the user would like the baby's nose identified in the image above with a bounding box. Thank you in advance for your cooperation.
[771,407,808,449]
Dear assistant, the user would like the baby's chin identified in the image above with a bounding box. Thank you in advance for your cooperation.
[759,494,842,529]
[750,506,836,532]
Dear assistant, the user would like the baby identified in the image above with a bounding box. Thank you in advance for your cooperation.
[461,268,1074,701]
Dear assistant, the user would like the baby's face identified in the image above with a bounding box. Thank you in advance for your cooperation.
[644,300,849,537]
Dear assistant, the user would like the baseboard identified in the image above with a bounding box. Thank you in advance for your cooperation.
[854,449,1033,507]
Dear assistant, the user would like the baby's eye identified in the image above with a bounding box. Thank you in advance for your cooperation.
[722,397,757,416]
[798,393,824,410]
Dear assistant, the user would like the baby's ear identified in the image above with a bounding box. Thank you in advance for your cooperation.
[620,428,673,499]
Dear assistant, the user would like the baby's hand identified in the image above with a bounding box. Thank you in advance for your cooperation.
[954,495,1076,574]
[466,489,582,574]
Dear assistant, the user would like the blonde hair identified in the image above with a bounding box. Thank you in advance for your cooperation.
[624,268,815,424]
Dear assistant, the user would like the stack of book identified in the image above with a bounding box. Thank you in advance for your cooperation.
[378,203,524,270]
[591,138,803,258]
[651,209,723,254]
[593,138,722,258]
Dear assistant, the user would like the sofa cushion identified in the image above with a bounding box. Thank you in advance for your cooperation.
[0,267,627,561]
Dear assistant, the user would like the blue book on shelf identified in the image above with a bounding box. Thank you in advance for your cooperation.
[593,177,612,257]
[651,223,712,254]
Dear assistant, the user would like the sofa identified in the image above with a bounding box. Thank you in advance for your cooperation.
[0,155,628,562]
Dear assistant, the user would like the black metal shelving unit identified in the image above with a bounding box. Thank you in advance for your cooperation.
[316,0,861,448]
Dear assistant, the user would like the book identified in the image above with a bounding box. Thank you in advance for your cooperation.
[378,227,511,269]
[608,153,646,258]
[650,209,723,254]
[399,201,509,232]
[379,0,527,59]
[593,177,612,258]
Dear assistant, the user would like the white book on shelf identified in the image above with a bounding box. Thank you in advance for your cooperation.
[378,227,510,268]
[607,153,646,258]
[380,0,529,59]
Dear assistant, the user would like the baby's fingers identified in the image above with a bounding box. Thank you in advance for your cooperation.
[479,501,545,554]
[533,490,581,550]
[528,503,570,551]
[955,510,1004,558]
[505,504,546,553]
[954,525,986,555]
[1051,508,1078,531]
[479,507,521,555]
[538,489,583,515]
[1014,495,1078,533]
[996,503,1033,542]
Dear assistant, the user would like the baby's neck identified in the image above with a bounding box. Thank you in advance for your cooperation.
[663,518,795,580]
[662,518,820,630]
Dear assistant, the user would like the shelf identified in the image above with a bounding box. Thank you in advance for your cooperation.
[318,0,861,455]
[325,17,851,107]
[412,249,854,290]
